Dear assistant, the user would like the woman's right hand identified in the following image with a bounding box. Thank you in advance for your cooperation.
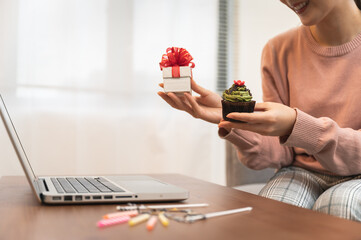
[157,79,223,124]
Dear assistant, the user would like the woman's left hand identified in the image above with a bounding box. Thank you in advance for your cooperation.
[218,102,297,137]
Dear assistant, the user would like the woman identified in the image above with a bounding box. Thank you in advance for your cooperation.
[158,0,361,221]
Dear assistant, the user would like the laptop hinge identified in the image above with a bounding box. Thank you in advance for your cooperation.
[36,178,49,193]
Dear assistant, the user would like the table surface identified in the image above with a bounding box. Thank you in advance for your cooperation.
[0,175,360,240]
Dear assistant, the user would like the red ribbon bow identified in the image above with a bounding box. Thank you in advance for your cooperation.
[159,47,195,78]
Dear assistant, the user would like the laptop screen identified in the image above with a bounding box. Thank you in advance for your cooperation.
[0,94,38,183]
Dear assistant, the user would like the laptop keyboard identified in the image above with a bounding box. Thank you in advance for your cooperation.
[50,177,125,194]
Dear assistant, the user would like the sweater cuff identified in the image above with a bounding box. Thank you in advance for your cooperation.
[218,128,260,149]
[281,108,323,154]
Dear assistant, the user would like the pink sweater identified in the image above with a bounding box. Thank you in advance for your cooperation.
[220,26,361,176]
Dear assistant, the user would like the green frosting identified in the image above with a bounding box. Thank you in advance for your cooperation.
[222,84,253,102]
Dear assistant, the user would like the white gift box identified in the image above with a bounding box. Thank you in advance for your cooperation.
[162,66,192,94]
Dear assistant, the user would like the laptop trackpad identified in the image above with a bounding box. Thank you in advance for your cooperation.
[105,176,174,193]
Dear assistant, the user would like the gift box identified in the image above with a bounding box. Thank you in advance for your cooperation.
[159,47,195,95]
[162,66,192,94]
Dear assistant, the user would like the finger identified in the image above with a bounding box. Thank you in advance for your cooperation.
[226,112,269,124]
[167,92,194,114]
[184,93,202,114]
[218,120,266,135]
[218,120,249,130]
[191,79,209,95]
[157,92,178,109]
[218,119,232,133]
[159,83,164,88]
[254,102,270,112]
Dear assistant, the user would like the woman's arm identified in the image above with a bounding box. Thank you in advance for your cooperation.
[221,38,361,175]
[220,104,361,175]
[219,127,294,170]
[283,109,361,176]
[218,40,296,170]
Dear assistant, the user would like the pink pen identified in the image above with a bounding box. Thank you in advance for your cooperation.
[97,215,130,228]
[103,210,139,219]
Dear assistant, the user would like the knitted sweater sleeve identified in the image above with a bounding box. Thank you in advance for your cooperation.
[219,41,294,170]
[219,128,294,170]
[283,109,361,176]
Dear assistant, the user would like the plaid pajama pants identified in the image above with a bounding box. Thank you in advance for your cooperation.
[258,166,361,222]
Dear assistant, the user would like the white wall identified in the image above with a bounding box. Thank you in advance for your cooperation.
[0,0,300,185]
[238,0,300,102]
[0,0,223,185]
[0,90,225,183]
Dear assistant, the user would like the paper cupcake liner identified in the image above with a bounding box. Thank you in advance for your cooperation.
[221,100,256,123]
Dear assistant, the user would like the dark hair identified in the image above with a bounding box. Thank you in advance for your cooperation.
[355,0,361,10]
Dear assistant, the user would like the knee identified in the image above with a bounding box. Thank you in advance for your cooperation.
[313,183,361,221]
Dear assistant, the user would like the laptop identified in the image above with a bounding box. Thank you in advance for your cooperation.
[0,94,189,204]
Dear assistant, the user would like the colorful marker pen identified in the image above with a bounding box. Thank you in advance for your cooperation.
[146,216,158,231]
[103,210,138,219]
[158,212,169,227]
[97,215,130,228]
[129,214,151,227]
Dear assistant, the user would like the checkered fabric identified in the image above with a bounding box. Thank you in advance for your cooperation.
[258,166,361,222]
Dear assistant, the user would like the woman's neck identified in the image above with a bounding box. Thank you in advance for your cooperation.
[310,3,361,46]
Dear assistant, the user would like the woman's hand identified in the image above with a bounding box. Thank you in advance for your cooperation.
[218,102,297,137]
[158,79,222,124]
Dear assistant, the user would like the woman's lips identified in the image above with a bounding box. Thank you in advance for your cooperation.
[288,0,309,15]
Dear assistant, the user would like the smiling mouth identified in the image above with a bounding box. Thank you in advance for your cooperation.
[289,0,309,14]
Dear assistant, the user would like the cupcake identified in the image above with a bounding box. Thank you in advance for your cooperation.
[221,80,256,122]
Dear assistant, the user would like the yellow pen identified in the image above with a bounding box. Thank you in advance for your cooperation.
[158,212,169,227]
[129,214,150,227]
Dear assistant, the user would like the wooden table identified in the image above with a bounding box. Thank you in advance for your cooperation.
[0,175,360,240]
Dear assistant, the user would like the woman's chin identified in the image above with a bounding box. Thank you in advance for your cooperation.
[298,15,317,27]
[300,19,313,26]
